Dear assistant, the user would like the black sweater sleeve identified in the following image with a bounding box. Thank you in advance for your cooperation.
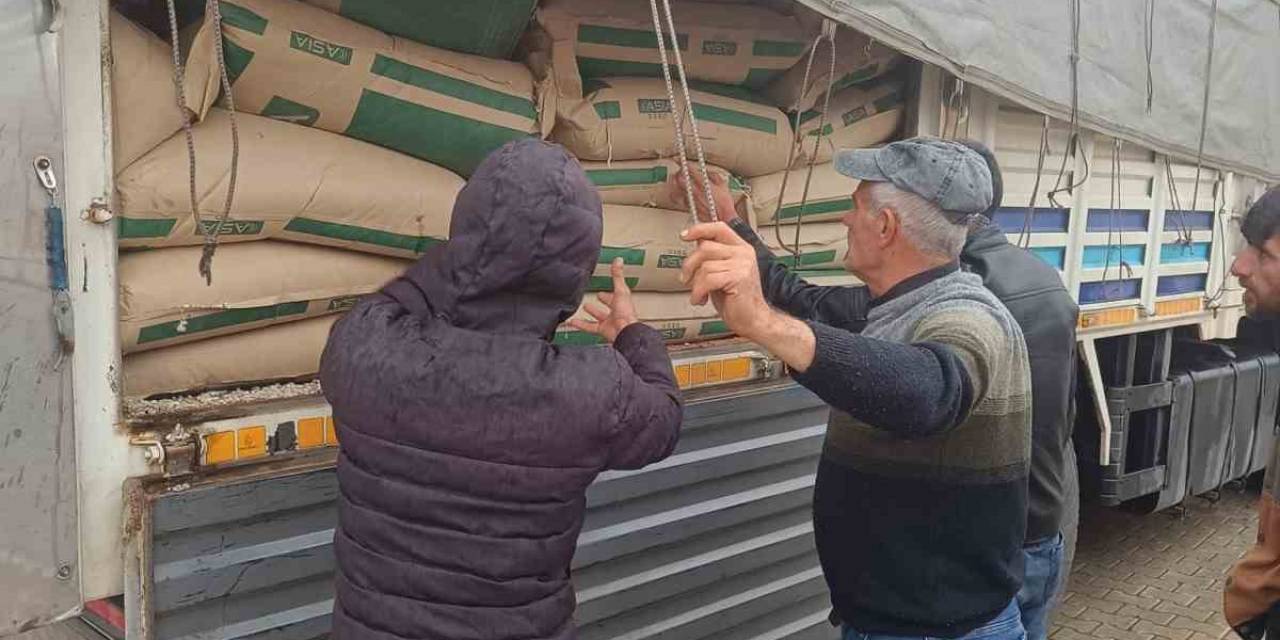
[792,321,975,437]
[727,219,871,333]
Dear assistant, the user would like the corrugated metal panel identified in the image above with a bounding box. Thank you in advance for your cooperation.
[130,381,832,640]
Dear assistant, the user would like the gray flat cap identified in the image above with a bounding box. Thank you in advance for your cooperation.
[834,137,994,216]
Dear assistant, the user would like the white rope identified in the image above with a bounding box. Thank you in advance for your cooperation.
[646,0,715,223]
[772,20,838,262]
[164,0,240,285]
[790,21,839,266]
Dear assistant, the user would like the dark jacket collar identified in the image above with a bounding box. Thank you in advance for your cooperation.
[868,261,961,309]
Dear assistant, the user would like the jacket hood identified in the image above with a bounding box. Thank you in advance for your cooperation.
[385,139,603,339]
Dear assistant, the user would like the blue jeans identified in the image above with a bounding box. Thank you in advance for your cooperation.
[842,599,1025,640]
[1016,533,1065,640]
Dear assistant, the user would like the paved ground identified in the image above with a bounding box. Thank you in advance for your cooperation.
[1051,487,1260,640]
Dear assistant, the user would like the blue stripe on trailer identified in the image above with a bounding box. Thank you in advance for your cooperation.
[1157,273,1208,296]
[1086,209,1150,232]
[991,207,1070,234]
[1029,247,1066,270]
[1079,278,1142,304]
[1162,210,1214,231]
[1159,241,1211,264]
[1082,244,1146,269]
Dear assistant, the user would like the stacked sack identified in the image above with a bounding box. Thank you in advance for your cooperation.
[114,0,900,398]
[750,14,905,276]
[537,0,902,328]
[112,0,543,398]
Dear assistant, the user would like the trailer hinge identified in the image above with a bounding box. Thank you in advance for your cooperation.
[132,424,198,478]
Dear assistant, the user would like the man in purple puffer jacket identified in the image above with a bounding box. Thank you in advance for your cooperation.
[319,139,684,639]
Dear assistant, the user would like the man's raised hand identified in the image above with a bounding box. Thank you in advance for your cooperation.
[680,223,771,338]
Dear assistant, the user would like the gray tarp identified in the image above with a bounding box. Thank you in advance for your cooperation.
[797,0,1280,181]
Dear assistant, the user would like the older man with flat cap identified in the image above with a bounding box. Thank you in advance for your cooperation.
[680,138,1033,640]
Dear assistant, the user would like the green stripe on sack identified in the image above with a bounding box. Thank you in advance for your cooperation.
[553,330,605,346]
[742,68,781,89]
[686,81,773,106]
[346,90,530,176]
[699,320,730,336]
[593,100,622,120]
[582,78,613,95]
[371,55,536,120]
[218,1,268,35]
[779,250,839,268]
[118,217,177,239]
[222,38,255,85]
[692,102,776,134]
[588,276,640,291]
[777,198,854,220]
[136,301,309,345]
[577,25,688,50]
[873,91,905,112]
[599,247,645,266]
[752,40,806,57]
[806,122,834,137]
[284,217,444,254]
[577,57,676,80]
[831,63,886,94]
[262,96,320,126]
[587,166,667,187]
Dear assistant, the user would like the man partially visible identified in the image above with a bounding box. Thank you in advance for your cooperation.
[958,141,1079,640]
[1223,188,1280,640]
[681,138,1034,639]
[320,139,683,640]
[684,139,1078,638]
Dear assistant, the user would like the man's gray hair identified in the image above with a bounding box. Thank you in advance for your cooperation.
[865,181,968,259]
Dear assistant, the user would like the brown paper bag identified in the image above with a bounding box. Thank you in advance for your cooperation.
[115,109,464,257]
[120,242,407,352]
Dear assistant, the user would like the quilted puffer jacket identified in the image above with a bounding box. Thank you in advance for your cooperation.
[320,139,683,640]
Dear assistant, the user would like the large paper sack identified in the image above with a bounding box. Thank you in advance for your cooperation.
[764,25,903,113]
[190,0,543,176]
[583,159,749,216]
[555,78,793,177]
[120,242,407,352]
[749,163,856,225]
[537,0,810,91]
[557,292,731,345]
[796,80,905,165]
[300,0,536,58]
[123,314,337,397]
[110,10,219,171]
[763,220,848,270]
[594,205,695,292]
[116,110,463,257]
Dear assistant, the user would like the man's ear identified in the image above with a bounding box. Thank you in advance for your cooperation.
[878,207,899,249]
